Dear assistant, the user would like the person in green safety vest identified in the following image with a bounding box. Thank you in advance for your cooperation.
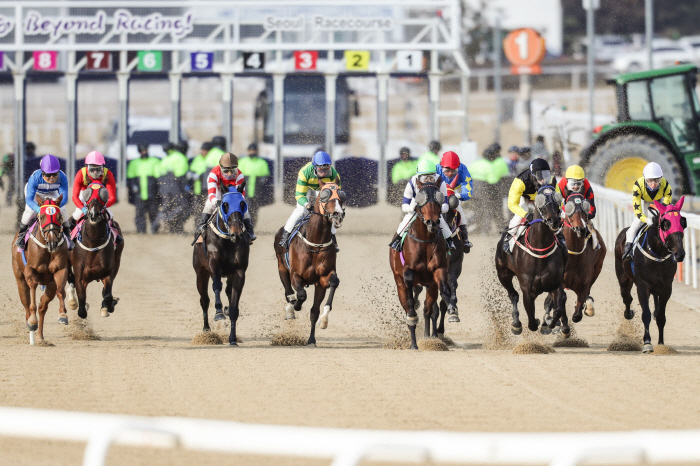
[205,135,227,169]
[391,147,417,185]
[187,141,211,228]
[417,140,441,167]
[237,142,270,228]
[127,143,161,233]
[469,143,510,234]
[159,141,190,233]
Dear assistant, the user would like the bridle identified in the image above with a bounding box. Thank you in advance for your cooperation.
[410,182,444,243]
[31,202,64,251]
[211,192,247,242]
[563,193,590,234]
[533,185,563,232]
[313,183,346,227]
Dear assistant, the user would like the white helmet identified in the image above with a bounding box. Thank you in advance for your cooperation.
[643,162,663,179]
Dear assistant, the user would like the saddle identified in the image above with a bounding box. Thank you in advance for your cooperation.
[71,217,119,245]
[281,213,312,251]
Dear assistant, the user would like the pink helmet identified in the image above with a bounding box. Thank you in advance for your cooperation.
[85,151,105,166]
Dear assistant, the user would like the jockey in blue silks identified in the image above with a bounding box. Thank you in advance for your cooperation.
[435,150,473,252]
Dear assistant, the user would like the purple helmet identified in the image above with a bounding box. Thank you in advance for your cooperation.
[40,154,60,174]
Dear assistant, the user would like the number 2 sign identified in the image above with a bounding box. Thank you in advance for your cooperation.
[86,51,112,71]
[294,51,317,71]
[33,51,57,71]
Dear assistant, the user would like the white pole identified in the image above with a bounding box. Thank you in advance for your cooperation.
[645,0,653,69]
[586,1,595,135]
[691,227,697,289]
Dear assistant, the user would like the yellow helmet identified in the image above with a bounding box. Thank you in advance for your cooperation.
[565,165,585,180]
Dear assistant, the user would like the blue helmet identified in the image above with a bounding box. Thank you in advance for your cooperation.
[312,151,332,167]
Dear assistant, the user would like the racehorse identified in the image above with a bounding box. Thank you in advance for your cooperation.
[495,186,569,336]
[273,181,345,346]
[390,180,456,350]
[193,190,250,345]
[66,182,124,320]
[11,195,69,344]
[543,193,605,331]
[614,197,686,353]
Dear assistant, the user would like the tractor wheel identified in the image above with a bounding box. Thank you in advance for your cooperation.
[585,133,685,192]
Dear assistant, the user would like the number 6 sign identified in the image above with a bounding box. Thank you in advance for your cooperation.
[33,51,57,71]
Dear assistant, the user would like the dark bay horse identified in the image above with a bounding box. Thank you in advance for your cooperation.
[390,181,455,350]
[614,198,686,353]
[11,195,69,344]
[544,193,606,331]
[495,186,569,336]
[273,181,345,346]
[193,191,250,345]
[66,182,124,320]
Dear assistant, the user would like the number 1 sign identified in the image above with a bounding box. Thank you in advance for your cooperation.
[33,51,58,71]
[503,28,545,75]
[396,50,423,72]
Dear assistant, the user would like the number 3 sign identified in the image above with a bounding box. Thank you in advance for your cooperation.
[294,51,317,71]
[33,51,57,71]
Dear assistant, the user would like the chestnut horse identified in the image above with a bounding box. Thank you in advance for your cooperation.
[273,181,345,346]
[66,182,124,319]
[11,195,69,344]
[193,191,250,345]
[543,192,605,332]
[614,197,686,353]
[390,180,455,350]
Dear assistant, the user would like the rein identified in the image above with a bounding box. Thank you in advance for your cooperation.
[513,219,560,259]
[29,225,64,249]
[636,228,672,262]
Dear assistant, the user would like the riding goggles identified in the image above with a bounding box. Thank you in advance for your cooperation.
[567,178,583,191]
[418,174,438,184]
[315,164,332,177]
[42,171,59,179]
[220,166,237,180]
[533,170,551,184]
[87,164,103,177]
[645,177,661,188]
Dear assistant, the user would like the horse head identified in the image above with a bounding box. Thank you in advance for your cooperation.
[533,185,563,231]
[652,197,687,262]
[414,179,445,233]
[564,193,590,238]
[220,190,247,240]
[81,182,109,223]
[315,180,346,229]
[34,194,63,253]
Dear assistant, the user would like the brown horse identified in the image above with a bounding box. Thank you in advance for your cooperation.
[543,193,606,331]
[11,195,69,344]
[273,181,345,346]
[390,181,455,350]
[66,182,124,319]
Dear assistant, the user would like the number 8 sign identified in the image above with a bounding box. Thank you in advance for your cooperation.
[33,51,57,71]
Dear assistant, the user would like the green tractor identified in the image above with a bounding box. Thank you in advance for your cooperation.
[581,64,700,194]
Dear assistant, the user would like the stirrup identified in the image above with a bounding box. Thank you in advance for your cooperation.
[502,237,511,254]
[279,232,290,249]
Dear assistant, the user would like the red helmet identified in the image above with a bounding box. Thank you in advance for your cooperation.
[440,151,460,169]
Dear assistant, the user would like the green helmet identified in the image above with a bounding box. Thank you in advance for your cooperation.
[416,159,437,175]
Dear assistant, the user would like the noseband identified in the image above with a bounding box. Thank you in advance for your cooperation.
[32,202,64,250]
[534,186,562,231]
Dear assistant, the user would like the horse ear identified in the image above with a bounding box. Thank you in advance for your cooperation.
[652,200,665,214]
[240,201,247,213]
[222,202,229,214]
[35,194,45,206]
[318,178,326,189]
[676,196,685,211]
[415,179,423,190]
[56,194,63,206]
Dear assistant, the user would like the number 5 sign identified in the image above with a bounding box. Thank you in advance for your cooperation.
[190,52,214,72]
[33,51,57,71]
[503,28,545,75]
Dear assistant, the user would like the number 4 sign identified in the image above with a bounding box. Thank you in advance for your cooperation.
[33,51,57,71]
[243,52,265,71]
[86,51,112,71]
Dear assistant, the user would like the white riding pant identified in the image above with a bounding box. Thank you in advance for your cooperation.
[21,184,69,225]
[203,198,251,220]
[397,213,452,239]
[625,217,643,244]
[507,197,531,239]
[284,202,336,235]
[455,201,467,227]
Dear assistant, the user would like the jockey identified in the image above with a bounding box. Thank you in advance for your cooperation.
[72,151,122,244]
[390,159,454,251]
[557,165,600,249]
[622,162,673,260]
[279,151,341,252]
[15,154,72,250]
[194,152,256,243]
[435,150,473,252]
[502,158,561,254]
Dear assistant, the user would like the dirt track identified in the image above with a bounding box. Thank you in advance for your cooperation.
[2,200,700,466]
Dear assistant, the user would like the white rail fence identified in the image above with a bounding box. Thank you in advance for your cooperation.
[2,407,700,466]
[592,183,700,289]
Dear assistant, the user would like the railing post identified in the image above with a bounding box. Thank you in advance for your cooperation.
[691,227,698,289]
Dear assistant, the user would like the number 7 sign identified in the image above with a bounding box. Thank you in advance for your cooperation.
[86,51,112,71]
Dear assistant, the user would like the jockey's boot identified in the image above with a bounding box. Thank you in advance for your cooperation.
[502,233,512,254]
[622,242,634,261]
[194,213,209,241]
[243,218,256,243]
[331,234,339,253]
[279,230,291,249]
[445,236,456,250]
[389,233,402,251]
[15,222,29,249]
[62,223,74,250]
[458,225,472,253]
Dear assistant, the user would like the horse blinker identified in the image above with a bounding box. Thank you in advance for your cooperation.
[534,194,545,208]
[448,195,460,210]
[415,191,428,207]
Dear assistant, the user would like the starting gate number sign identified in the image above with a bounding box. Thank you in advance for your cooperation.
[33,51,57,71]
[243,52,265,71]
[503,28,545,73]
[294,51,317,71]
[137,51,163,72]
[396,50,423,72]
[190,52,214,71]
[86,51,112,71]
[345,50,369,71]
[0,52,4,70]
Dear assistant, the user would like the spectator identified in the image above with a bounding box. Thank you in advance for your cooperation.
[188,142,211,227]
[532,135,550,164]
[159,142,189,233]
[127,143,161,234]
[205,136,227,169]
[237,142,270,228]
[417,140,441,166]
[468,143,510,234]
[0,152,15,206]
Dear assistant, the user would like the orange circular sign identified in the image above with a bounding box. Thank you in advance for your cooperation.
[503,28,546,67]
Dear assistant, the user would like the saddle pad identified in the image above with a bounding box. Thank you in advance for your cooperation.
[72,216,120,242]
[282,213,311,250]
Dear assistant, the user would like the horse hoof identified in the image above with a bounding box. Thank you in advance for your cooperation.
[100,307,109,317]
[26,322,38,332]
[642,343,654,353]
[229,341,238,347]
[285,303,295,320]
[624,310,634,320]
[561,327,571,338]
[447,305,457,315]
[448,315,460,323]
[213,312,225,322]
[406,315,419,327]
[528,318,540,332]
[307,342,317,347]
[410,344,418,350]
[224,306,229,317]
[584,306,595,317]
[572,312,582,323]
[511,323,523,335]
[540,326,552,335]
[57,315,68,325]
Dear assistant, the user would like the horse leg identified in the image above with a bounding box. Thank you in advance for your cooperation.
[425,284,439,338]
[437,300,447,337]
[15,276,31,335]
[497,269,522,335]
[522,291,541,332]
[277,262,296,320]
[99,276,115,317]
[652,294,659,320]
[292,273,307,312]
[224,278,233,317]
[211,270,225,321]
[540,293,554,335]
[66,265,78,311]
[36,283,57,343]
[307,285,327,347]
[636,283,654,353]
[54,268,68,325]
[447,260,462,323]
[319,272,339,330]
[401,269,419,350]
[227,270,245,346]
[74,267,89,319]
[196,267,211,332]
[617,263,635,320]
[554,287,570,338]
[412,286,422,311]
[434,268,455,319]
[656,292,670,346]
